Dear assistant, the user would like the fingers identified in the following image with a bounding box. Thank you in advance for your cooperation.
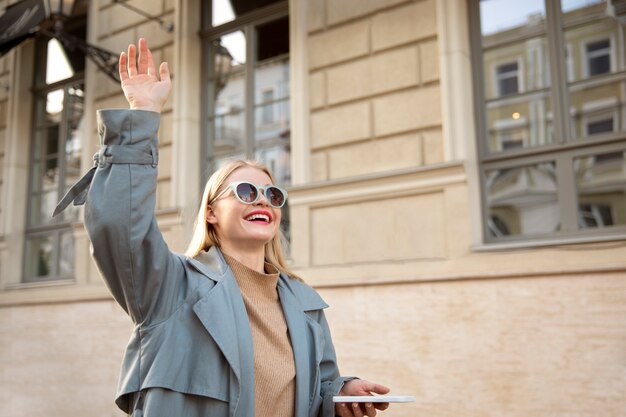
[363,381,390,395]
[138,38,150,75]
[159,62,171,84]
[374,402,389,411]
[118,52,128,82]
[336,403,352,417]
[351,402,364,417]
[365,403,377,417]
[127,43,137,77]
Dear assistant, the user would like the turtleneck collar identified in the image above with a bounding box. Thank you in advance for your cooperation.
[222,252,280,301]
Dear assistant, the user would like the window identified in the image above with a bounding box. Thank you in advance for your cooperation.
[496,62,519,96]
[471,0,626,243]
[261,88,275,125]
[23,14,86,282]
[201,0,291,238]
[585,39,611,77]
[586,117,614,136]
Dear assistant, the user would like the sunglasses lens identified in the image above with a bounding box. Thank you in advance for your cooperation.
[266,186,286,208]
[235,182,258,203]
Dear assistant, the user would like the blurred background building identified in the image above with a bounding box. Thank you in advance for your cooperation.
[0,0,625,415]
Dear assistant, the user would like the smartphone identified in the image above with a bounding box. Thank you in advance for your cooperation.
[332,395,415,403]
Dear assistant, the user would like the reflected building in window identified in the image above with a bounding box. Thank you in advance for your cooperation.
[477,0,626,240]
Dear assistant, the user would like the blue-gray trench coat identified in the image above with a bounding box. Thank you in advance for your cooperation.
[62,109,352,417]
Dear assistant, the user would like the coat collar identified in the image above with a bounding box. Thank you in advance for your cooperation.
[188,246,329,417]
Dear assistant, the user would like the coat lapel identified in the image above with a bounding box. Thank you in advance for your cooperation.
[278,278,311,417]
[188,247,255,417]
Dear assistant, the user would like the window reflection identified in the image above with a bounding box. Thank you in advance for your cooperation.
[564,1,625,140]
[575,151,626,228]
[480,0,553,153]
[486,162,559,237]
[212,0,283,27]
[254,16,290,185]
[479,0,545,36]
[210,32,246,159]
[24,236,54,279]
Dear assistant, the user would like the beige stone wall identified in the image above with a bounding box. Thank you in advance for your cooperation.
[1,300,132,417]
[0,52,8,235]
[321,270,626,416]
[307,0,442,182]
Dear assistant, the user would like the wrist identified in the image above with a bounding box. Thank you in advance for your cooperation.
[129,105,161,113]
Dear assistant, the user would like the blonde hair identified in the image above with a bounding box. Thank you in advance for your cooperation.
[185,159,301,281]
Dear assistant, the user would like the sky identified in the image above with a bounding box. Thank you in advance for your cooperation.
[480,0,606,35]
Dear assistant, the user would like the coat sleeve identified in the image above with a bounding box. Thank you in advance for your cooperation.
[316,309,358,417]
[84,109,187,325]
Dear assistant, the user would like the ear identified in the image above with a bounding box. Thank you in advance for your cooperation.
[205,205,219,225]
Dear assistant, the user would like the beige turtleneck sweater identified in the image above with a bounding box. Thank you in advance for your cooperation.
[222,253,296,417]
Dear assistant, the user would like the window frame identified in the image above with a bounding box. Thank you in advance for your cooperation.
[199,0,289,180]
[494,59,521,97]
[469,0,626,245]
[582,36,613,79]
[22,34,85,283]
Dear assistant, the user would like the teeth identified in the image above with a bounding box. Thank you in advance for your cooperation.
[245,213,270,222]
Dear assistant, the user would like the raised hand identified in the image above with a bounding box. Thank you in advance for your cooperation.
[119,38,171,113]
[335,379,391,417]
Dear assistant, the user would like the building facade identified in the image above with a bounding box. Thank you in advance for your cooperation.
[1,0,625,416]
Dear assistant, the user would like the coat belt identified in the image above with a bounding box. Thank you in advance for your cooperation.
[52,144,158,217]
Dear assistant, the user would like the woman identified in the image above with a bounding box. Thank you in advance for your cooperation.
[55,38,390,417]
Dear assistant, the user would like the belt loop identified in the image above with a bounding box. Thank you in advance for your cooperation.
[95,145,109,167]
[150,144,158,168]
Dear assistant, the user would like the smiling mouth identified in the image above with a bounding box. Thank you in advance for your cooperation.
[245,213,271,223]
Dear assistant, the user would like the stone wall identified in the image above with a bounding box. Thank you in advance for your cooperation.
[307,0,442,182]
[322,270,626,416]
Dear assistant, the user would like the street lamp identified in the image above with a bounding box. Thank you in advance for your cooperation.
[48,0,77,18]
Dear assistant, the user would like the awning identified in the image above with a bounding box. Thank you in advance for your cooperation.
[0,0,48,56]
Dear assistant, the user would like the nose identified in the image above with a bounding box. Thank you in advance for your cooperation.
[254,189,270,206]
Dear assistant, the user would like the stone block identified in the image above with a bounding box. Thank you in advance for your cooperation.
[159,111,173,145]
[326,0,409,26]
[156,178,171,209]
[327,133,422,179]
[311,101,370,149]
[309,70,326,109]
[157,143,172,180]
[311,192,446,265]
[94,93,129,110]
[372,0,437,51]
[308,21,369,69]
[326,45,419,104]
[162,44,175,68]
[137,13,175,50]
[308,0,325,33]
[0,128,5,155]
[99,31,135,58]
[373,86,441,136]
[103,4,144,35]
[420,39,440,83]
[0,100,7,127]
[0,74,8,101]
[326,58,371,104]
[93,68,119,100]
[423,128,444,164]
[311,151,328,182]
[371,45,419,95]
[127,0,163,18]
[164,0,175,12]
